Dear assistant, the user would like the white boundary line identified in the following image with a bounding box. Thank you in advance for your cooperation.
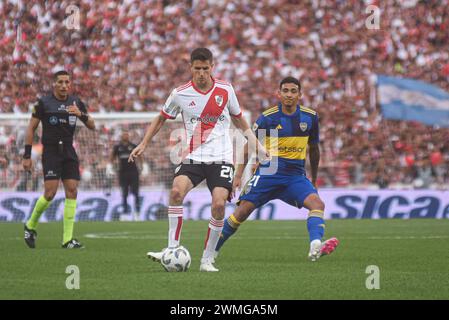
[81,232,449,240]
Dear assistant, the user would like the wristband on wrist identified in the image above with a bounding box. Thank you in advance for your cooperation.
[23,145,32,159]
[80,112,89,123]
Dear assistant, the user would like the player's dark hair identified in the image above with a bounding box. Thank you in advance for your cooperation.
[280,77,301,91]
[190,48,213,63]
[54,70,70,80]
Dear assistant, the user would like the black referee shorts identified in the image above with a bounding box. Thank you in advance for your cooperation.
[42,143,80,181]
[174,162,234,194]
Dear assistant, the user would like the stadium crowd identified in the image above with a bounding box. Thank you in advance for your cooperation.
[1,0,448,190]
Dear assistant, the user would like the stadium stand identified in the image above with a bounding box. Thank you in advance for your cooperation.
[1,0,448,190]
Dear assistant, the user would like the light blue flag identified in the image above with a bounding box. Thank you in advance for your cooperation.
[376,75,449,127]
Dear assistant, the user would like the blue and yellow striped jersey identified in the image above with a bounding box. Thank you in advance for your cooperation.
[253,103,319,175]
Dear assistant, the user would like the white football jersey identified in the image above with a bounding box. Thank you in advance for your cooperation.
[161,78,242,163]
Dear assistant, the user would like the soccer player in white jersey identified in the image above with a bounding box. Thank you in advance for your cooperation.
[129,48,267,272]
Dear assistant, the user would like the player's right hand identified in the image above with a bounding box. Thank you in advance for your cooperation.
[22,158,32,172]
[128,143,146,162]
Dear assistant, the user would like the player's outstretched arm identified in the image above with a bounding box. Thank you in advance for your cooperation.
[128,114,166,162]
[22,117,40,172]
[308,143,320,189]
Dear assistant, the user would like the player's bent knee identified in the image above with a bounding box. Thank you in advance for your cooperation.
[44,187,58,201]
[211,199,226,214]
[44,192,56,201]
[304,194,325,211]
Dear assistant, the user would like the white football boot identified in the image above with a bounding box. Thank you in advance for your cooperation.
[200,258,219,272]
[308,239,322,262]
[147,248,168,262]
[211,250,219,264]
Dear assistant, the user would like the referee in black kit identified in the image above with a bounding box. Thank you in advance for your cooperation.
[111,130,141,221]
[22,70,95,249]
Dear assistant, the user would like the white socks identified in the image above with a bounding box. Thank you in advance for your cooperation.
[310,239,322,253]
[167,206,224,264]
[168,206,183,248]
[202,217,224,263]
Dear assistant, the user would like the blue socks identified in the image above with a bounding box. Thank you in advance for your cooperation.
[215,214,241,252]
[307,214,325,242]
[215,211,325,252]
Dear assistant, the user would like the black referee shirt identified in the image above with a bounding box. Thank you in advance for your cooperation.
[32,94,88,145]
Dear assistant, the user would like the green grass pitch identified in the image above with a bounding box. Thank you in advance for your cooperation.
[1,219,448,299]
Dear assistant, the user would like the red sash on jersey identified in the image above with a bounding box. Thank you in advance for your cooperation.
[182,87,229,160]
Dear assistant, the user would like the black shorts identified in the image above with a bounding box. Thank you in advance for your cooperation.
[119,170,139,191]
[42,143,80,181]
[174,162,234,193]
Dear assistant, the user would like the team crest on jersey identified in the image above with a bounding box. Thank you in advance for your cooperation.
[215,95,224,107]
[300,122,308,132]
[49,116,58,125]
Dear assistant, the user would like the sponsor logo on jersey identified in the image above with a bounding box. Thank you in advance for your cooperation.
[190,114,225,124]
[69,115,77,126]
[49,116,58,125]
[215,95,224,107]
[300,122,308,131]
[59,118,67,124]
[277,146,304,153]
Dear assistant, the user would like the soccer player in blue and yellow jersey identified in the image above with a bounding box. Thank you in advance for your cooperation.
[215,76,339,262]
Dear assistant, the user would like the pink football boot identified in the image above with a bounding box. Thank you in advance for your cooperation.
[320,237,340,256]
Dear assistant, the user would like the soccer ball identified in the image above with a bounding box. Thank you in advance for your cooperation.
[161,246,191,272]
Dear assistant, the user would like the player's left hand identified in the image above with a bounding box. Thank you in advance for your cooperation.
[231,175,242,200]
[67,101,82,117]
[258,145,271,163]
[128,143,146,162]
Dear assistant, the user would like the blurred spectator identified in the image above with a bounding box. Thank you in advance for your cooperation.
[413,157,436,189]
[1,0,448,189]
